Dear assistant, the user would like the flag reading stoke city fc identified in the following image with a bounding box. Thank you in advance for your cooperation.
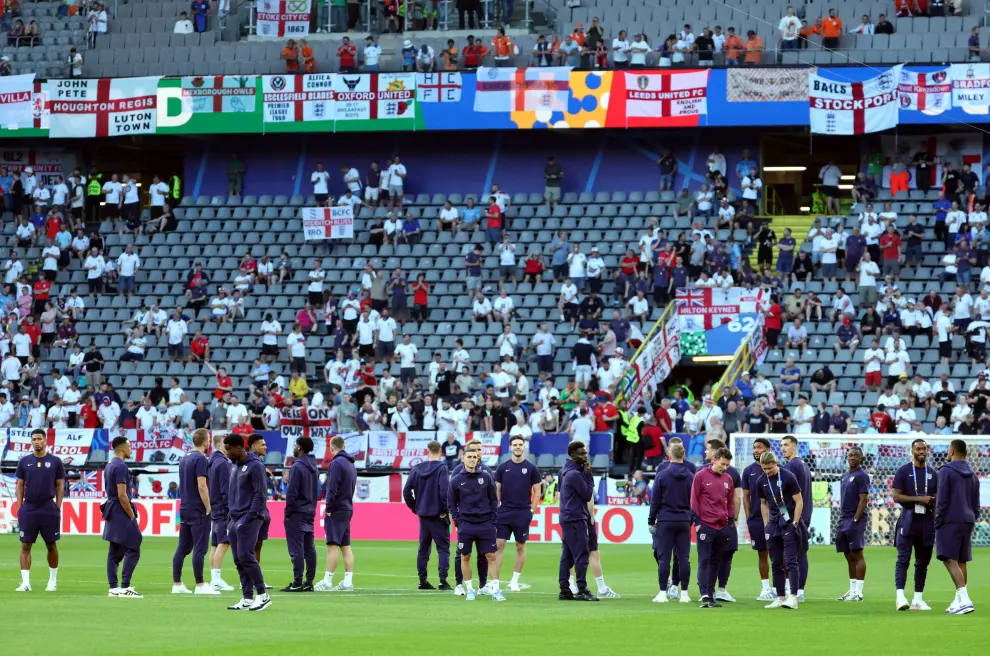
[808,65,901,135]
[48,77,162,138]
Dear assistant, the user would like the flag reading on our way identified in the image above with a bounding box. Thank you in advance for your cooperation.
[417,72,462,103]
[48,77,161,138]
[623,70,709,118]
[898,67,951,114]
[255,0,312,37]
[332,73,415,120]
[951,63,990,114]
[473,67,570,113]
[809,65,901,135]
[0,73,35,128]
[262,74,334,123]
[302,205,354,240]
[180,75,257,113]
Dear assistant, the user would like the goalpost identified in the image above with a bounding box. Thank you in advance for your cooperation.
[728,434,990,548]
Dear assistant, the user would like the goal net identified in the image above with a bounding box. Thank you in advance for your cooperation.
[728,434,990,548]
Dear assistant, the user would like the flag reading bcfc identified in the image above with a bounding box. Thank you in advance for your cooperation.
[473,67,571,113]
[808,65,901,135]
[0,73,35,127]
[48,77,161,138]
[897,67,951,115]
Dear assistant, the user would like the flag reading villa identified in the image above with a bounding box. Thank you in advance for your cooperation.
[302,205,354,240]
[808,66,901,135]
[256,0,312,37]
[48,77,161,138]
[0,73,35,127]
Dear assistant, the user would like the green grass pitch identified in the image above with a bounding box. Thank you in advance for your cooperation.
[1,536,985,655]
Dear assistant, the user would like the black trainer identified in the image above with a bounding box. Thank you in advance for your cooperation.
[280,583,304,592]
[438,581,453,591]
[574,590,600,602]
[418,581,436,590]
[558,590,575,601]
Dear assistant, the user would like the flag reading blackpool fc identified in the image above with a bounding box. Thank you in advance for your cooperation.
[898,67,951,115]
[809,65,901,135]
[473,67,570,113]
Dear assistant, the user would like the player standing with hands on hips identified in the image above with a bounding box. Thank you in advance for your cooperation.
[15,428,64,592]
[935,439,979,615]
[835,447,869,602]
[557,441,598,602]
[403,440,452,590]
[690,446,735,608]
[890,438,936,611]
[316,435,357,592]
[101,436,143,598]
[450,447,506,601]
[171,429,218,595]
[225,434,271,611]
[756,451,803,609]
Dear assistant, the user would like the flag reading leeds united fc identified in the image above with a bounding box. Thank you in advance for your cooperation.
[0,73,35,128]
[950,63,990,114]
[180,75,257,113]
[302,205,354,240]
[255,0,312,37]
[473,67,571,113]
[48,77,161,138]
[897,67,951,115]
[417,72,462,103]
[331,73,415,121]
[808,65,901,135]
[262,74,334,123]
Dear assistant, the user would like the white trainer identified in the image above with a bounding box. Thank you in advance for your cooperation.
[248,593,272,612]
[171,584,193,594]
[45,582,57,592]
[211,579,235,591]
[678,591,692,603]
[508,582,522,593]
[118,587,143,598]
[765,598,783,609]
[911,600,932,611]
[652,591,668,603]
[313,580,334,591]
[15,583,31,592]
[195,585,221,595]
[330,582,354,591]
[781,594,799,609]
[453,584,465,596]
[715,589,736,603]
[598,588,621,599]
[757,589,776,601]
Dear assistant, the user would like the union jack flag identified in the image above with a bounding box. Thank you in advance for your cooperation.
[69,470,104,498]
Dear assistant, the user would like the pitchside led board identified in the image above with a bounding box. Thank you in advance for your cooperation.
[3,65,990,138]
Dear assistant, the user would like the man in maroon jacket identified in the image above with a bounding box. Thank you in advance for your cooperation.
[690,447,735,608]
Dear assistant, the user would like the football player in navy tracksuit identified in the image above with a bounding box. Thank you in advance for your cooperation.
[403,440,452,590]
[648,442,695,603]
[282,436,320,592]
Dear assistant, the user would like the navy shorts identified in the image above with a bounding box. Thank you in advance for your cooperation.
[748,517,767,551]
[211,518,229,546]
[495,509,532,543]
[457,520,497,556]
[18,504,60,544]
[324,511,352,547]
[587,519,599,552]
[835,519,867,553]
[936,523,974,564]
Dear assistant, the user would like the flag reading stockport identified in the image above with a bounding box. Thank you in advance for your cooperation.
[808,65,901,135]
[48,77,161,138]
[302,205,354,240]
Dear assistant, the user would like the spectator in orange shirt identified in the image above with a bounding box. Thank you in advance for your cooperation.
[281,39,300,73]
[744,30,764,65]
[300,39,315,73]
[821,7,843,50]
[441,38,458,70]
[723,27,743,66]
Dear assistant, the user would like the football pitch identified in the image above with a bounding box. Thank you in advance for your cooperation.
[1,536,985,655]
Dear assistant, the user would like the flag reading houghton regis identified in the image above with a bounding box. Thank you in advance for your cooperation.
[48,77,161,138]
[0,73,35,128]
[262,74,334,123]
[951,63,990,114]
[331,73,415,121]
[473,67,570,113]
[898,67,951,115]
[256,0,312,37]
[302,205,354,240]
[809,65,901,135]
[417,72,462,103]
[623,70,709,118]
[180,75,257,113]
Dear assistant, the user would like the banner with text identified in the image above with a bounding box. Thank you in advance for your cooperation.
[256,0,312,37]
[48,77,161,138]
[301,205,354,240]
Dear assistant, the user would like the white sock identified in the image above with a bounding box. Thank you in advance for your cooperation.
[761,579,771,591]
[958,586,971,604]
[342,572,353,586]
[49,568,57,584]
[595,576,606,592]
[211,568,221,582]
[510,572,521,584]
[20,570,29,586]
[849,578,857,593]
[324,571,334,583]
[465,579,474,591]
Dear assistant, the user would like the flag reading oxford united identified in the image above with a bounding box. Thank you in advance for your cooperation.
[473,67,571,113]
[302,205,354,240]
[808,65,901,135]
[897,67,951,115]
[180,75,257,113]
